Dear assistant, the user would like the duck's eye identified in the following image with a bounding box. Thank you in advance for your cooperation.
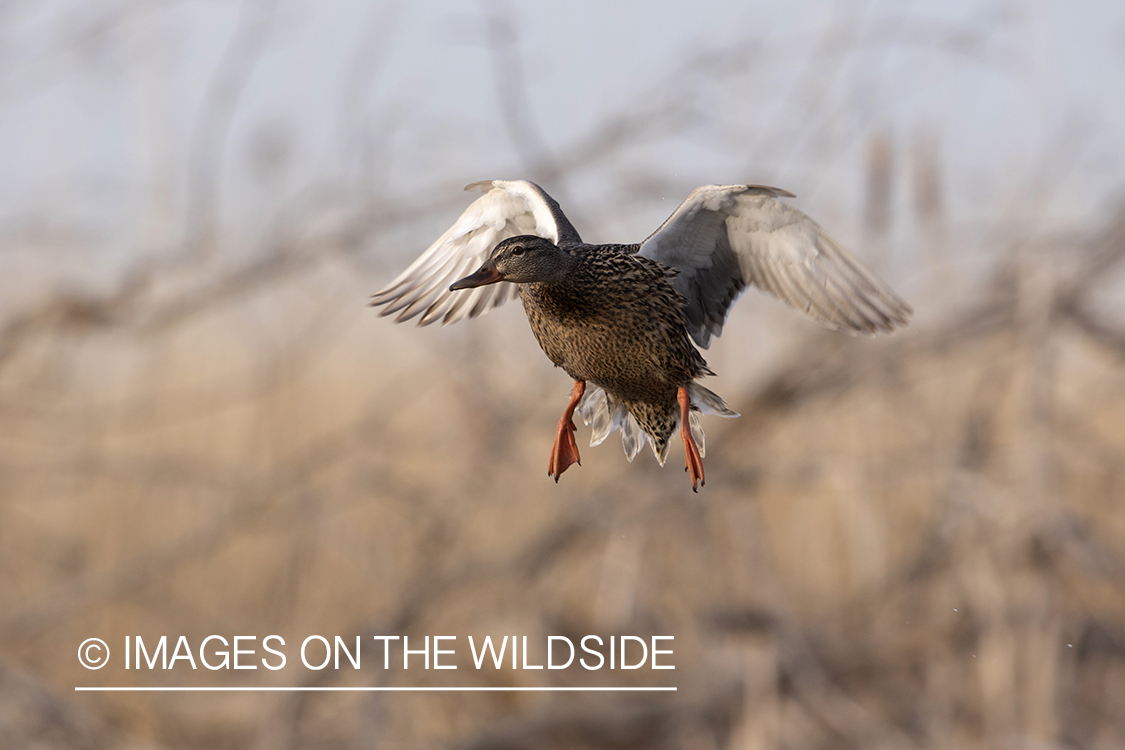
[511,246,525,256]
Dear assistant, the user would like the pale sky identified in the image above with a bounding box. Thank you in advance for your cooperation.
[0,0,1122,284]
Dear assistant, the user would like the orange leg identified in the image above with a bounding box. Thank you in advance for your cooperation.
[548,380,586,482]
[678,386,704,492]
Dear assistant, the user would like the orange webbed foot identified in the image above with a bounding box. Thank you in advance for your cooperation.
[547,381,586,482]
[678,386,704,492]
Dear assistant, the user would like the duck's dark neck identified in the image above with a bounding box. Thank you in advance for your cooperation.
[521,258,596,317]
[528,245,584,287]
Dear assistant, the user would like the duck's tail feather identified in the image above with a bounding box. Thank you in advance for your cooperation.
[576,386,646,462]
[687,382,740,418]
[575,382,739,466]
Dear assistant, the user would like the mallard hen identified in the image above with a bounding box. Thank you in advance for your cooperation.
[371,180,911,490]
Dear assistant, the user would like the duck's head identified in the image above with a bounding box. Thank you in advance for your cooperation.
[450,235,572,290]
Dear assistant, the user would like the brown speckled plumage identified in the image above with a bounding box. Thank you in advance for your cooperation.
[519,244,709,457]
[370,180,912,489]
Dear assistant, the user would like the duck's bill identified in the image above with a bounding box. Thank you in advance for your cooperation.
[450,264,504,291]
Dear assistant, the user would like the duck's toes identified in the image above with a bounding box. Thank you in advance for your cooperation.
[684,453,704,492]
[548,419,582,482]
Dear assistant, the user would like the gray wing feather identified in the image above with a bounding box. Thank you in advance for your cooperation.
[638,184,912,347]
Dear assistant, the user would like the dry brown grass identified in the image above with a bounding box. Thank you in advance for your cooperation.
[1,6,1124,748]
[0,198,1123,748]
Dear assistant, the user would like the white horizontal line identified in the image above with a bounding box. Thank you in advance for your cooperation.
[75,686,676,692]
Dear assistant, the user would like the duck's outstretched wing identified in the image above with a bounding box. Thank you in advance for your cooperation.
[638,185,912,348]
[370,180,581,326]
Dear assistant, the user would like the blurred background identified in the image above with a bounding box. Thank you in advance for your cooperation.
[2,0,1124,747]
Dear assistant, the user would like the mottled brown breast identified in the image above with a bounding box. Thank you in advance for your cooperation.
[518,246,708,406]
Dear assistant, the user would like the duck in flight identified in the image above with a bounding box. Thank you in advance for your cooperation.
[371,180,911,491]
